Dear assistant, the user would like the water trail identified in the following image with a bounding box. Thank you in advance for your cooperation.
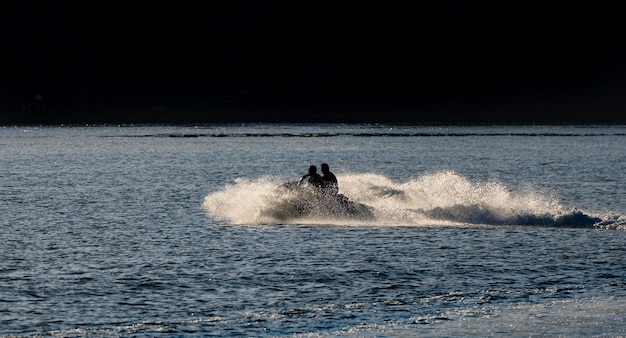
[203,170,624,228]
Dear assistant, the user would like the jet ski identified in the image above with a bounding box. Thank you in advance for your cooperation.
[262,180,375,221]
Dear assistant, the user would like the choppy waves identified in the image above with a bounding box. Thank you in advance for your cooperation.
[203,170,625,229]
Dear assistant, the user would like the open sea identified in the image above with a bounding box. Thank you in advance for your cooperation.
[1,124,625,337]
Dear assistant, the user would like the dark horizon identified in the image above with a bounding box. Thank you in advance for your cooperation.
[2,1,626,124]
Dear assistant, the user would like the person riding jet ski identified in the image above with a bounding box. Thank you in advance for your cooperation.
[299,165,323,187]
[320,163,338,195]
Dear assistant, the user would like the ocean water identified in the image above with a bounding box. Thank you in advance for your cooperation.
[1,124,625,336]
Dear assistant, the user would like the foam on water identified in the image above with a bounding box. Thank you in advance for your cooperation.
[203,170,624,229]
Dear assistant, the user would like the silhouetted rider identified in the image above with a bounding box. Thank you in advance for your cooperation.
[320,163,338,194]
[300,165,323,187]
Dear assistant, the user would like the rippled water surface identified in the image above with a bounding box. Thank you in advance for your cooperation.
[1,124,625,336]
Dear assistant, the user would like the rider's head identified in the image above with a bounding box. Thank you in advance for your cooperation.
[308,165,317,175]
[320,163,329,173]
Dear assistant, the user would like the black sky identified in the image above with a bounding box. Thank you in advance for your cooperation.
[2,1,626,124]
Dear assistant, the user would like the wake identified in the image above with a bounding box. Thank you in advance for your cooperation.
[203,170,625,229]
